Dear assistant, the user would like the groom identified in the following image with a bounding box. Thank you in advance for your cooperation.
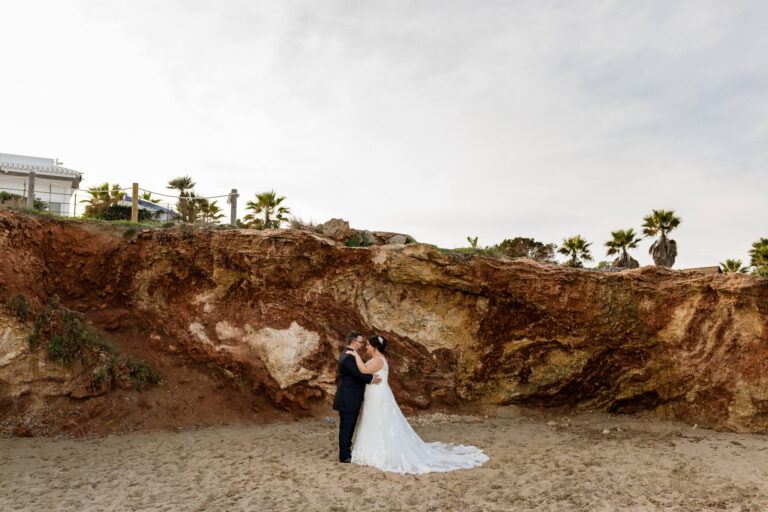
[333,332,381,463]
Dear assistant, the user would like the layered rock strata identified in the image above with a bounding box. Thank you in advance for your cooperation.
[1,209,767,432]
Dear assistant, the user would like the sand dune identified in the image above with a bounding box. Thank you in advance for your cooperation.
[2,408,768,511]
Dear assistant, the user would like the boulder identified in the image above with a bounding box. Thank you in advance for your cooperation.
[322,218,350,241]
[386,234,408,245]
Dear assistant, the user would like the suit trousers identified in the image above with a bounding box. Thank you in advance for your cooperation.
[338,407,361,461]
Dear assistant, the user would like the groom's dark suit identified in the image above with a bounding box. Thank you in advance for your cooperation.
[333,346,374,462]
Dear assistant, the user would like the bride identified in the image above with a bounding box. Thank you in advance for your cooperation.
[345,336,488,474]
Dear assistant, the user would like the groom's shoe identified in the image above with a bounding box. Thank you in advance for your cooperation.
[340,458,351,463]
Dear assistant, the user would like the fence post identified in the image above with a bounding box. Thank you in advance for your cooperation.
[131,183,139,223]
[229,188,238,226]
[73,191,77,218]
[27,172,36,208]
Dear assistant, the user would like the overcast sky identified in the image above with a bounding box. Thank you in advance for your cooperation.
[1,0,766,268]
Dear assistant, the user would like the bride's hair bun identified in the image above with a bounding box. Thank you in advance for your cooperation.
[368,335,387,353]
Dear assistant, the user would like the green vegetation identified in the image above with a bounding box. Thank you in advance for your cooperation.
[244,190,290,229]
[122,227,136,238]
[167,175,213,223]
[2,294,30,322]
[140,191,161,204]
[467,236,479,249]
[97,204,159,222]
[558,235,593,268]
[43,309,92,365]
[605,228,642,269]
[0,191,48,211]
[431,244,503,262]
[0,294,160,391]
[749,238,768,276]
[345,231,374,247]
[81,182,125,218]
[642,209,681,267]
[496,237,556,262]
[167,175,196,223]
[127,359,162,391]
[719,259,748,274]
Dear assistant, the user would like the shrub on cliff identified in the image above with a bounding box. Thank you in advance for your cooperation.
[2,294,30,322]
[496,237,556,262]
[0,294,161,391]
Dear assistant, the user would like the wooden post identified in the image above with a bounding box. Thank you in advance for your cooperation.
[131,183,139,223]
[229,189,238,226]
[73,191,77,218]
[27,172,36,208]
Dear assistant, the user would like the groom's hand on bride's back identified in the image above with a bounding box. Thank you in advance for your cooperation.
[372,375,382,385]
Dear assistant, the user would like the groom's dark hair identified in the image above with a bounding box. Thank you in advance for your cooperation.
[346,332,361,344]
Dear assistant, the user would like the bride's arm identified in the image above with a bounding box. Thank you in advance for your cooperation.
[345,351,384,374]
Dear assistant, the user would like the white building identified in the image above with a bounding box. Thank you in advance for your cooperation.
[0,152,83,216]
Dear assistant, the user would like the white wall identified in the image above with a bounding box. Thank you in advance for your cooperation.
[0,174,79,215]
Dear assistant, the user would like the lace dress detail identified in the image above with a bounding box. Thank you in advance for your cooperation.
[351,357,488,474]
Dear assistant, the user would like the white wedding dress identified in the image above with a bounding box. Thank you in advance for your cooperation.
[351,356,489,474]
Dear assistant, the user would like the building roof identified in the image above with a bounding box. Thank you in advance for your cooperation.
[0,153,83,182]
[123,194,178,215]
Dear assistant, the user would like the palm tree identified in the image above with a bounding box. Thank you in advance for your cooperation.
[167,176,195,195]
[140,192,161,204]
[558,235,593,268]
[199,200,224,223]
[605,228,642,268]
[167,176,196,222]
[719,259,748,274]
[749,238,768,276]
[642,209,682,267]
[81,183,124,218]
[244,190,290,229]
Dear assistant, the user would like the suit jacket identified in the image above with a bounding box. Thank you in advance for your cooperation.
[333,346,374,411]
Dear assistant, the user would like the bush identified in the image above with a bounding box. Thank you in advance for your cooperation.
[97,205,158,222]
[122,227,136,238]
[0,191,48,211]
[3,294,30,322]
[345,231,374,247]
[496,237,557,262]
[128,359,162,391]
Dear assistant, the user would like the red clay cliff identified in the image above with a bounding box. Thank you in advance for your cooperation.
[1,209,767,435]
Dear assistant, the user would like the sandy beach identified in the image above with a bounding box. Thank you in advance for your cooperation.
[2,407,768,511]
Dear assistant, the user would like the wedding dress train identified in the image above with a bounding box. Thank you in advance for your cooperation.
[351,357,488,474]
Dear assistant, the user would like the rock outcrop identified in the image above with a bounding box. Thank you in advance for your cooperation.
[1,209,767,433]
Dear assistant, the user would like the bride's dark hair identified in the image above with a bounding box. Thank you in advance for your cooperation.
[368,335,387,353]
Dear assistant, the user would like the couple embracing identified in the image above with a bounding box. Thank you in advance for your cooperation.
[333,332,488,474]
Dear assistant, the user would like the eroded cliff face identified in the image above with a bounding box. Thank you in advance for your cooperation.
[1,209,767,433]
